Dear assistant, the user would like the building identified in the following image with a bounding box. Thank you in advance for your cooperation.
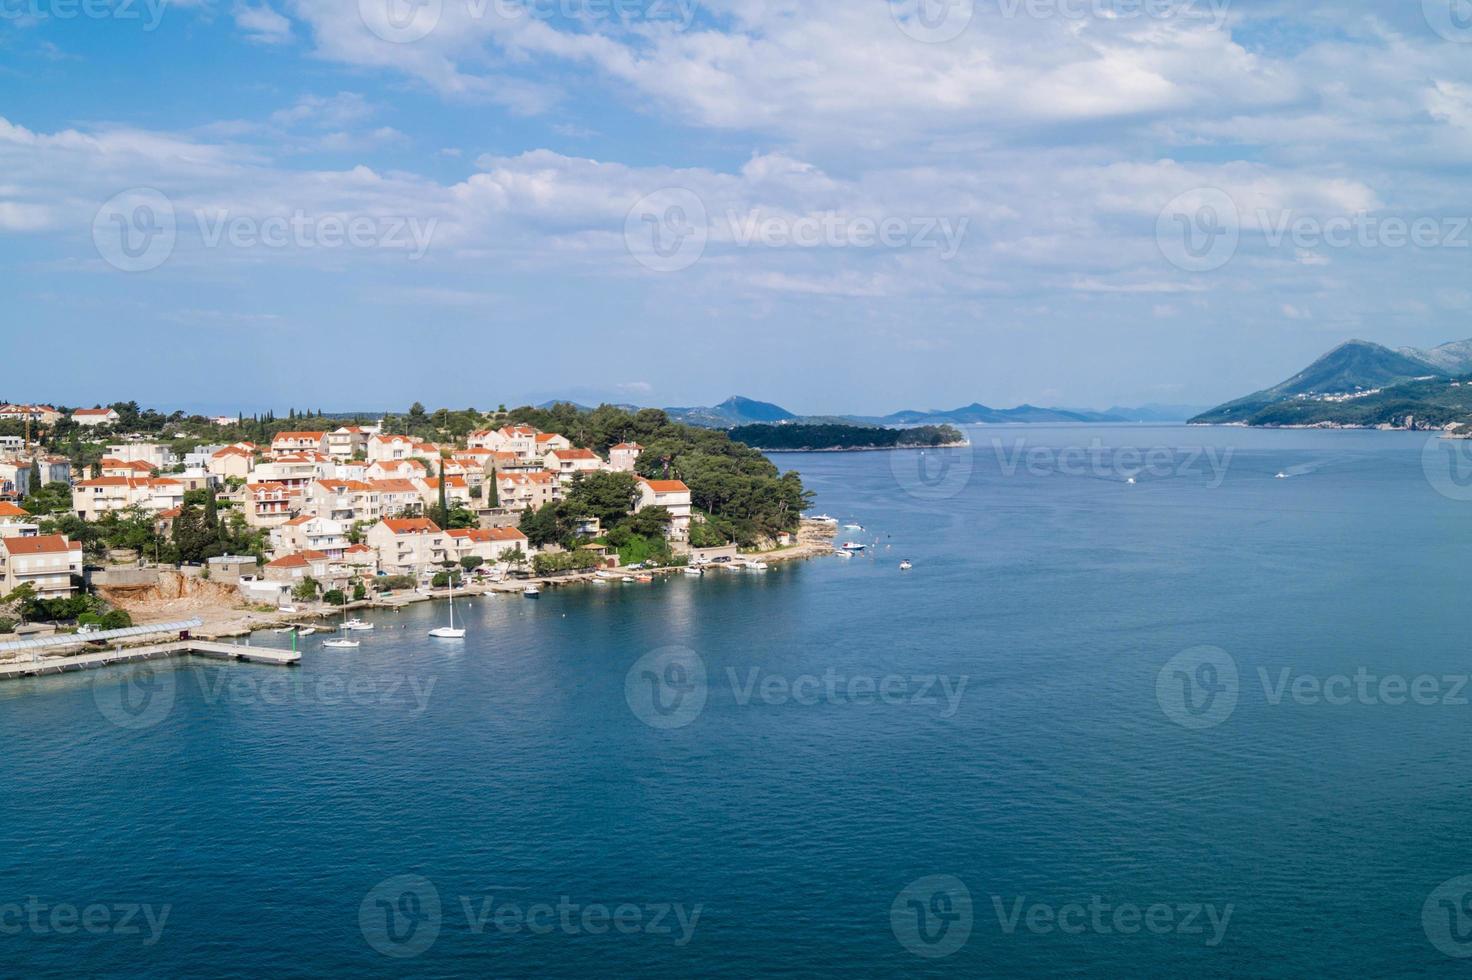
[72,407,121,427]
[271,515,350,559]
[32,456,71,487]
[636,478,693,540]
[0,405,63,425]
[263,550,332,587]
[72,477,185,520]
[243,482,296,528]
[106,442,173,469]
[366,434,418,463]
[0,534,83,599]
[0,460,32,500]
[100,457,156,478]
[270,431,329,454]
[543,448,604,483]
[253,452,333,492]
[0,502,38,538]
[365,518,451,577]
[497,471,561,512]
[446,527,530,565]
[609,442,643,472]
[416,476,472,510]
[207,445,256,480]
[470,425,540,459]
[534,432,573,455]
[326,426,370,459]
[366,479,423,518]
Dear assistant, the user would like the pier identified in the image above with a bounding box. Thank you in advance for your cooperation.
[0,620,300,680]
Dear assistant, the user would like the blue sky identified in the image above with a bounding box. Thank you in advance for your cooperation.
[5,0,1472,414]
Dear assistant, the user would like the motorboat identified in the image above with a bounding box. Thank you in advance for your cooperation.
[1276,472,1288,479]
[745,561,769,571]
[323,637,360,649]
[297,626,317,637]
[523,586,541,598]
[899,560,913,571]
[807,513,838,523]
[684,566,704,576]
[343,619,374,631]
[841,541,866,551]
[843,523,864,531]
[834,549,854,559]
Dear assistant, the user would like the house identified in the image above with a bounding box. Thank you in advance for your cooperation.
[326,426,370,459]
[636,478,693,540]
[271,515,350,559]
[366,480,424,518]
[497,471,561,512]
[308,479,378,524]
[774,530,795,547]
[243,482,296,528]
[543,448,603,483]
[609,442,643,473]
[0,502,38,537]
[0,405,63,425]
[106,442,173,469]
[72,407,120,427]
[416,475,473,510]
[72,477,184,519]
[535,432,573,454]
[446,527,529,565]
[366,434,418,463]
[366,458,428,482]
[209,416,238,427]
[32,456,71,487]
[0,460,32,500]
[0,534,83,599]
[270,431,329,454]
[100,457,156,478]
[365,518,451,577]
[207,445,255,480]
[263,550,332,586]
[253,452,333,492]
[470,425,540,459]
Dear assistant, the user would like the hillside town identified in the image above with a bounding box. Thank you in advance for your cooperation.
[0,401,815,634]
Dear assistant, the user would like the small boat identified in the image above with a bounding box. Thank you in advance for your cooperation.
[1126,477,1136,485]
[841,541,866,551]
[274,626,296,634]
[343,619,374,631]
[323,637,360,649]
[745,561,769,571]
[843,523,864,531]
[429,577,466,638]
[635,574,654,583]
[807,513,838,523]
[683,566,704,576]
[1276,472,1288,480]
[834,549,854,559]
[297,627,317,637]
[899,560,913,571]
[277,605,297,614]
[523,586,541,598]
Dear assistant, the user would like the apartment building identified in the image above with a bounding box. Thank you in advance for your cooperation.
[0,534,83,599]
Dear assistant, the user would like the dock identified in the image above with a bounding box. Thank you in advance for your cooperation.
[0,620,300,680]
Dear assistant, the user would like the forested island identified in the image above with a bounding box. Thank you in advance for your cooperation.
[725,423,966,452]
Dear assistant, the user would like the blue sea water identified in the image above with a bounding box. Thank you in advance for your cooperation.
[4,425,1472,976]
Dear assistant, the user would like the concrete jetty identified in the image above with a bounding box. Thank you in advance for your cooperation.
[0,637,300,680]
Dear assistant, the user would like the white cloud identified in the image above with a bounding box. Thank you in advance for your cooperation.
[234,2,294,44]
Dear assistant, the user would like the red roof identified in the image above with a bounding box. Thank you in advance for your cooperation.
[382,518,442,534]
[0,502,30,517]
[266,550,329,568]
[271,431,327,442]
[549,449,599,461]
[447,527,527,543]
[611,442,643,451]
[73,408,116,417]
[2,534,80,555]
[641,478,689,494]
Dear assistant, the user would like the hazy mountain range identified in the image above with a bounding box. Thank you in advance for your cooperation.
[540,395,1208,428]
[1192,338,1472,427]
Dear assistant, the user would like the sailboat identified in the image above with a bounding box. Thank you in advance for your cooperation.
[429,574,466,639]
[323,605,360,648]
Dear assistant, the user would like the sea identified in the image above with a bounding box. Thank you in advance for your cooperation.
[4,424,1472,977]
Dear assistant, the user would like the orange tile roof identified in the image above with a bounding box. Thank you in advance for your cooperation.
[368,479,419,493]
[549,449,599,460]
[2,534,80,555]
[499,471,557,485]
[611,442,643,450]
[641,478,690,493]
[73,408,116,416]
[266,549,329,568]
[271,431,327,442]
[382,517,442,534]
[0,502,29,517]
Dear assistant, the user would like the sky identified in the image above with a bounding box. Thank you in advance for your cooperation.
[5,0,1472,415]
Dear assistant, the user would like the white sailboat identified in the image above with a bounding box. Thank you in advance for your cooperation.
[323,606,359,648]
[429,575,466,638]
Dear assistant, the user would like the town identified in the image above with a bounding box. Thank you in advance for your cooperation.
[0,401,817,638]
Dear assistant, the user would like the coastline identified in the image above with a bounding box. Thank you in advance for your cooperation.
[0,520,839,664]
[758,440,971,453]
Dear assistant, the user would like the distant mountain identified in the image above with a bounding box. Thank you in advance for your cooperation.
[663,396,798,428]
[857,403,1125,425]
[1103,404,1214,423]
[1192,338,1470,427]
